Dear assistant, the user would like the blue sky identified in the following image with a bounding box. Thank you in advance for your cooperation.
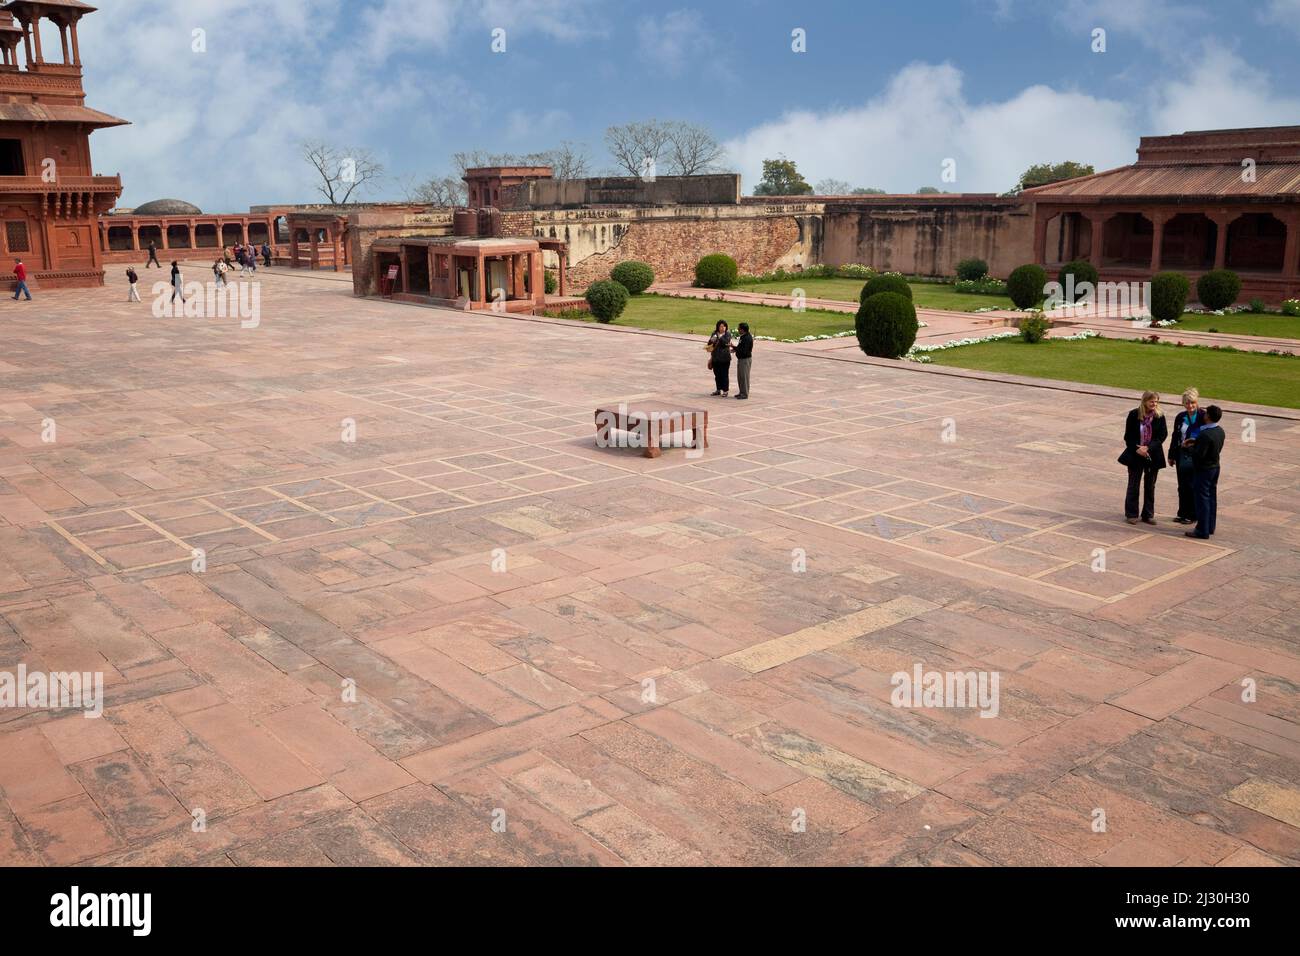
[78,0,1300,211]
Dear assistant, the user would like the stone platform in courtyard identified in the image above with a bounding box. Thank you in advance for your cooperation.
[0,269,1297,867]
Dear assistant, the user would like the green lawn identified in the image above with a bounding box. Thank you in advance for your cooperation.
[1171,313,1300,339]
[549,294,857,340]
[926,337,1300,408]
[734,276,1017,313]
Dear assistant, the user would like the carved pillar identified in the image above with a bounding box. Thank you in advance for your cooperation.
[1212,213,1233,270]
[1282,212,1299,278]
[1032,210,1049,266]
[160,224,169,250]
[309,228,319,270]
[131,223,139,251]
[331,225,341,272]
[30,16,42,63]
[1149,210,1169,274]
[58,22,68,63]
[69,20,80,65]
[1083,212,1105,263]
[476,252,486,304]
[398,246,408,294]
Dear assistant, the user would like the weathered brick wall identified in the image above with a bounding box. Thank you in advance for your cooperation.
[349,210,453,295]
[564,215,804,288]
[498,211,533,237]
[821,199,1034,278]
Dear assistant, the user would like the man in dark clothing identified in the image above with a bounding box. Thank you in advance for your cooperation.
[261,242,272,268]
[733,322,755,400]
[146,240,161,268]
[1185,405,1224,539]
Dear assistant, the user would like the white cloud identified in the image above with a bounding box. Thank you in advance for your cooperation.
[1147,42,1300,134]
[722,62,1138,194]
[1260,0,1300,34]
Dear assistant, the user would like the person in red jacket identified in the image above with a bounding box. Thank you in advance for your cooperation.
[12,259,31,301]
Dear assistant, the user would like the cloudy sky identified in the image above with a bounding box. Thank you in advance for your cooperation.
[76,0,1300,212]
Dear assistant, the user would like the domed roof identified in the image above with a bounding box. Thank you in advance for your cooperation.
[132,198,203,216]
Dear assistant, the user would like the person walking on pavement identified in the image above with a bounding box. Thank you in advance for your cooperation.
[146,240,161,268]
[12,258,32,301]
[126,266,141,302]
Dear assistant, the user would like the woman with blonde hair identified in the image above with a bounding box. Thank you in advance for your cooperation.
[1118,390,1168,525]
[1168,387,1203,525]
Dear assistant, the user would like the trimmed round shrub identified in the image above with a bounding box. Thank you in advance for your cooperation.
[956,258,989,282]
[1007,264,1048,309]
[1018,314,1051,343]
[695,253,738,289]
[1057,259,1099,303]
[585,280,629,323]
[611,260,655,295]
[858,273,913,305]
[855,292,919,359]
[1196,269,1242,311]
[1150,271,1190,323]
[1249,298,1266,314]
[543,270,557,295]
[1283,299,1300,317]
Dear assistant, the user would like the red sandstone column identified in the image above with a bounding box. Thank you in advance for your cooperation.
[476,252,486,304]
[427,247,436,296]
[160,224,169,250]
[331,226,341,272]
[30,16,42,63]
[1149,211,1169,273]
[558,251,566,296]
[69,21,80,65]
[398,246,409,294]
[58,23,69,63]
[131,223,139,251]
[1282,212,1299,278]
[1083,213,1104,263]
[1212,213,1232,270]
[310,229,319,270]
[1032,212,1049,267]
[290,228,299,268]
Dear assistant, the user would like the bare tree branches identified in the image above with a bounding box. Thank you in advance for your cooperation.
[301,141,384,206]
[665,122,724,176]
[399,173,465,206]
[605,120,674,177]
[605,120,724,177]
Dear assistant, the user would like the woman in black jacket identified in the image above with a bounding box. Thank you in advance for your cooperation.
[1167,387,1203,525]
[1119,390,1168,525]
[706,321,731,397]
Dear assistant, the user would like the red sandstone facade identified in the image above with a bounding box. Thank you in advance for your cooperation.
[1027,127,1300,303]
[100,212,278,264]
[0,0,124,288]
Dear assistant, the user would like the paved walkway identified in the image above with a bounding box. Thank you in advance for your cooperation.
[1,269,1297,866]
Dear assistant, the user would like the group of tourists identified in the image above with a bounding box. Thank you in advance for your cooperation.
[128,239,271,302]
[1120,387,1224,539]
[705,320,755,400]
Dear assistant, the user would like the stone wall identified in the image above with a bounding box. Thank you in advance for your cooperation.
[527,174,741,209]
[820,197,1034,278]
[532,203,821,287]
[349,209,453,295]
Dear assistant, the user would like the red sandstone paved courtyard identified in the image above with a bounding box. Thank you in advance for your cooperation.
[1,268,1298,867]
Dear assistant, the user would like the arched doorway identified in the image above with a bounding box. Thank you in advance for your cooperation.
[1227,213,1286,272]
[1101,213,1152,267]
[1161,214,1216,270]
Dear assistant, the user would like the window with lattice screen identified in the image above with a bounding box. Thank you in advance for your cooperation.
[5,220,30,253]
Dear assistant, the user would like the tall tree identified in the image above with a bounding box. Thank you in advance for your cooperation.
[752,157,813,196]
[301,141,384,205]
[605,120,675,177]
[851,187,886,195]
[665,122,724,176]
[1013,161,1095,193]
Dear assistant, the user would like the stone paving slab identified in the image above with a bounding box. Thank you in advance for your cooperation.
[0,269,1297,867]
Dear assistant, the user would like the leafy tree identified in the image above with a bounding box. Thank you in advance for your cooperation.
[916,186,942,194]
[851,187,886,195]
[1013,161,1095,193]
[753,157,813,196]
